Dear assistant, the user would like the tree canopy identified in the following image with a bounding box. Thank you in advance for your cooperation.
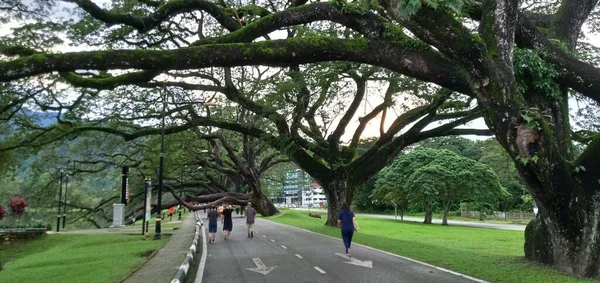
[1,0,600,278]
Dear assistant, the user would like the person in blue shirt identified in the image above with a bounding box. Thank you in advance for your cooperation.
[337,202,360,257]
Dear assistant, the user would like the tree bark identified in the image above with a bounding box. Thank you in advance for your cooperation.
[322,174,352,226]
[249,188,279,217]
[424,199,433,224]
[442,201,451,225]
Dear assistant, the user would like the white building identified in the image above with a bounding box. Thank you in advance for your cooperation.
[302,183,327,207]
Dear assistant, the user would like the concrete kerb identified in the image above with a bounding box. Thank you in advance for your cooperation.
[260,218,490,283]
[171,212,204,283]
[193,214,208,283]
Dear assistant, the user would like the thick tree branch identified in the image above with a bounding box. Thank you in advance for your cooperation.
[328,77,367,147]
[64,0,240,32]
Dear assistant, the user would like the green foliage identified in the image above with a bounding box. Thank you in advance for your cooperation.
[513,48,561,101]
[375,148,506,212]
[396,0,473,15]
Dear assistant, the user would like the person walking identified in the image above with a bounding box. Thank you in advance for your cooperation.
[207,205,219,243]
[245,202,257,238]
[168,207,175,221]
[337,203,359,257]
[221,204,234,240]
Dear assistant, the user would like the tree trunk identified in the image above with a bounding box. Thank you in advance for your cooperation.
[442,201,451,225]
[246,174,279,216]
[424,199,433,224]
[323,174,352,226]
[481,86,600,278]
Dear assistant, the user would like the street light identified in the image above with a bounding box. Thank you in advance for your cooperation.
[178,166,184,220]
[56,169,63,233]
[155,96,215,240]
[154,93,167,240]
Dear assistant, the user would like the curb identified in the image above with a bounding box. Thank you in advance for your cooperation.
[171,212,203,283]
[193,214,208,283]
[260,218,490,283]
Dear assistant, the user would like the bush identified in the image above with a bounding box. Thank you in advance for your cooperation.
[0,205,4,220]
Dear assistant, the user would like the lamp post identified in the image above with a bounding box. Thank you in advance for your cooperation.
[56,169,63,233]
[154,94,167,240]
[154,98,215,240]
[178,166,183,220]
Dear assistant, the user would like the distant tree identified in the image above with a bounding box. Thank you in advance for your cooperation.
[376,148,505,225]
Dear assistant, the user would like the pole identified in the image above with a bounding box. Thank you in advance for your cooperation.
[178,166,183,220]
[62,173,68,229]
[56,169,63,233]
[122,166,129,205]
[154,94,166,240]
[143,179,149,236]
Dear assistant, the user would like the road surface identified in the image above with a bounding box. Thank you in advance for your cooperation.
[201,216,485,283]
[293,208,526,231]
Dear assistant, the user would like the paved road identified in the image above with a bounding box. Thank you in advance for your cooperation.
[293,208,527,231]
[201,216,483,283]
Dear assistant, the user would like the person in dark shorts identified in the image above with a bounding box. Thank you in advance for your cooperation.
[337,203,360,257]
[207,205,219,243]
[245,202,257,238]
[221,204,234,240]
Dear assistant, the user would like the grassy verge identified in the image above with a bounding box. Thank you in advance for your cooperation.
[0,234,168,282]
[263,209,592,283]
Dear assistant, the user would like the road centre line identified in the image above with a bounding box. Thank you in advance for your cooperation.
[314,266,326,274]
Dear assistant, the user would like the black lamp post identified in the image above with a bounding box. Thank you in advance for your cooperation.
[178,166,183,220]
[56,169,63,233]
[154,94,167,240]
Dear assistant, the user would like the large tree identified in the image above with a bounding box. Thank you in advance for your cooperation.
[1,0,600,277]
[374,148,505,225]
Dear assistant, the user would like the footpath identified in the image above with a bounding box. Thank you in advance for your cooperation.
[123,212,198,283]
[292,208,527,231]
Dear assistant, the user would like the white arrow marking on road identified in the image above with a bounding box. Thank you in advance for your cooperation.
[335,253,373,268]
[246,258,277,275]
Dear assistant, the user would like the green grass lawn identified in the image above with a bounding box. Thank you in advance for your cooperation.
[264,209,593,283]
[0,234,168,283]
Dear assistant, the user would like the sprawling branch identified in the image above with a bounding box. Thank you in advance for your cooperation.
[328,77,367,147]
[64,0,241,32]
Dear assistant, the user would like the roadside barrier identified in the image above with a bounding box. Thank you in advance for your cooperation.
[171,211,203,283]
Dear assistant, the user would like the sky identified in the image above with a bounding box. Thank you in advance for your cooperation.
[1,1,597,143]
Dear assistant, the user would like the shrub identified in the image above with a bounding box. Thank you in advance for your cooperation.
[9,198,27,224]
[0,205,5,221]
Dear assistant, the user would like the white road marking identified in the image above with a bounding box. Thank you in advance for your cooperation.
[261,219,490,283]
[262,235,266,237]
[281,245,287,249]
[314,266,326,274]
[246,257,277,275]
[335,253,373,268]
[270,239,276,242]
[295,254,303,259]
